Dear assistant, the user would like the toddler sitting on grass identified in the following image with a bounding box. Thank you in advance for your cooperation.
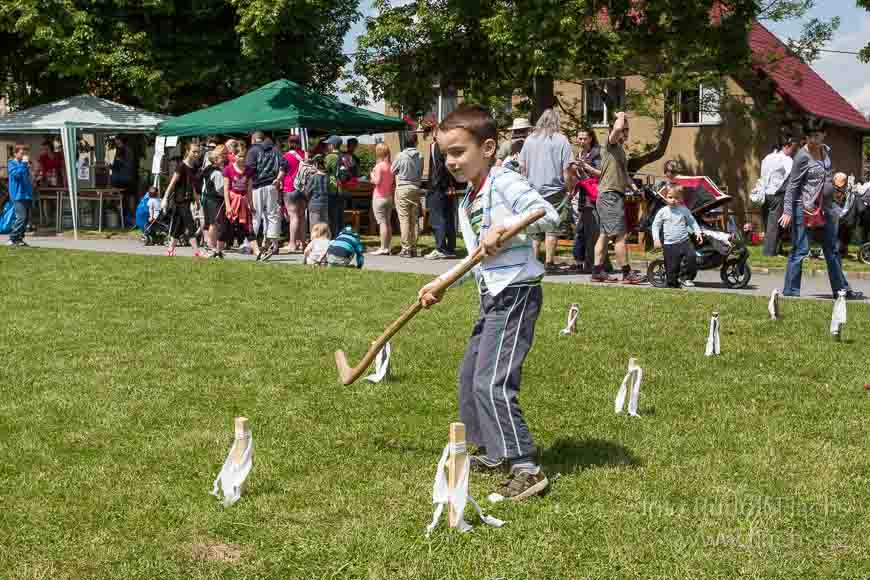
[304,222,331,266]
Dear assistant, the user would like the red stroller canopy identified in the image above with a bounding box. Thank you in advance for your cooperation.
[656,176,731,215]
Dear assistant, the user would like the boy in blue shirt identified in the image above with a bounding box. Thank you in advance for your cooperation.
[7,144,34,247]
[419,105,560,502]
[652,185,703,288]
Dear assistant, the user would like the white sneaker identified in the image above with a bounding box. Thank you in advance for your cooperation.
[425,249,448,260]
[681,279,696,288]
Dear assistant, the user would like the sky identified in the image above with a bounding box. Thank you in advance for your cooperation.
[767,3,870,115]
[342,2,870,116]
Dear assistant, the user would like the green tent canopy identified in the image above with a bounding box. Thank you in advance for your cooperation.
[158,79,407,137]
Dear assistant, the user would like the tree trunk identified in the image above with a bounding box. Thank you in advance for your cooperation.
[532,75,555,121]
[628,90,675,174]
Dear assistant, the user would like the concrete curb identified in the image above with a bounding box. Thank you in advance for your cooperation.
[621,261,870,279]
[37,232,870,280]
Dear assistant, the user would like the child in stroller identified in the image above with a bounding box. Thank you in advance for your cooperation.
[142,187,170,246]
[644,176,752,289]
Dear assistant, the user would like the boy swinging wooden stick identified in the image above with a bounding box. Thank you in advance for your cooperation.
[419,105,560,502]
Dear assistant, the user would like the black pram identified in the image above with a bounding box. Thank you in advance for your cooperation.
[142,209,171,246]
[644,176,752,289]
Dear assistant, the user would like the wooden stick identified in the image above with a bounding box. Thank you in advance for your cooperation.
[335,208,547,385]
[447,422,466,529]
[233,417,249,466]
[233,417,250,496]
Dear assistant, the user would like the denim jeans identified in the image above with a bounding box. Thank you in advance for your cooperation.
[10,200,32,243]
[327,194,344,237]
[783,207,849,296]
[426,190,456,253]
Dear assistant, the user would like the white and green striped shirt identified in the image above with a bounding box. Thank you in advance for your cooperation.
[457,166,560,297]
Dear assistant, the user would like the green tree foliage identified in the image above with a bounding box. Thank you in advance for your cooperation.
[351,0,836,171]
[0,0,360,113]
[859,0,870,62]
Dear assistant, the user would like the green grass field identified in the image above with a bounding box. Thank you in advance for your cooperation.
[2,248,869,579]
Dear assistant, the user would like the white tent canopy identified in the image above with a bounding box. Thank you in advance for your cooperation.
[0,95,169,238]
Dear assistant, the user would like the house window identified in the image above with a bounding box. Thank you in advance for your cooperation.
[421,86,459,125]
[584,79,625,126]
[678,84,722,125]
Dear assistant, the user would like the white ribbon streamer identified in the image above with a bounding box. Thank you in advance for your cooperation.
[768,290,779,321]
[364,341,391,383]
[831,290,847,339]
[425,444,506,537]
[705,313,721,356]
[615,358,642,417]
[211,434,254,507]
[559,304,580,336]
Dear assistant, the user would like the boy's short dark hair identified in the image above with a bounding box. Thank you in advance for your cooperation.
[667,184,685,198]
[439,105,498,145]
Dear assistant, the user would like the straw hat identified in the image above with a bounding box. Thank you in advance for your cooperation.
[511,118,532,132]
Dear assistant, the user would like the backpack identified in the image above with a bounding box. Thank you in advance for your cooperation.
[294,162,317,193]
[202,165,222,201]
[135,193,151,230]
[0,201,14,234]
[335,154,353,184]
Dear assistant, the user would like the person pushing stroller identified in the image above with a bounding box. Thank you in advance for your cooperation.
[652,185,703,288]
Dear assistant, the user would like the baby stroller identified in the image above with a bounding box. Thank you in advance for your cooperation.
[860,242,870,265]
[644,176,752,289]
[855,182,870,265]
[142,209,171,246]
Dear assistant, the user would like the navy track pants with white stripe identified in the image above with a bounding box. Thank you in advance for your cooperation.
[458,285,541,462]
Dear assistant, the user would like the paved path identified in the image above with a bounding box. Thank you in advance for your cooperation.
[21,236,870,303]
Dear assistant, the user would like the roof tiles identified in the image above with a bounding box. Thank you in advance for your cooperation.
[749,22,870,131]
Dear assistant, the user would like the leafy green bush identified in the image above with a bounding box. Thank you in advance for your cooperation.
[355,144,376,177]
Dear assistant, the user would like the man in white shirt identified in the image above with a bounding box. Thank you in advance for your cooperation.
[762,135,798,256]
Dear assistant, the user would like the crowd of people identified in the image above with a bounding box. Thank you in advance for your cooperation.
[753,122,868,299]
[137,130,443,264]
[5,110,870,301]
[136,125,475,265]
